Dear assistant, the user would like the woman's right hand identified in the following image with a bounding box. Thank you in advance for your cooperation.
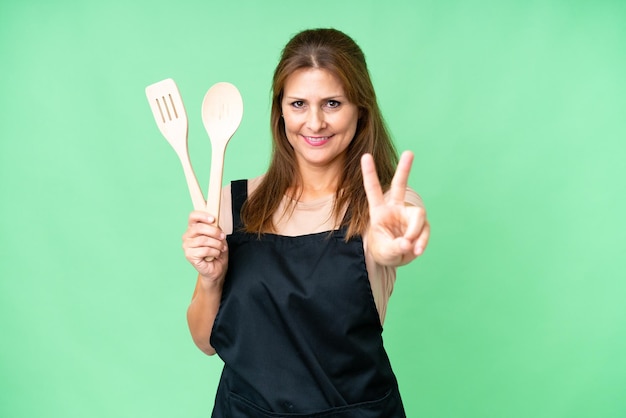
[182,211,229,283]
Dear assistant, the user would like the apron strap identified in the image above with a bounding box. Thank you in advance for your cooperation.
[230,179,248,231]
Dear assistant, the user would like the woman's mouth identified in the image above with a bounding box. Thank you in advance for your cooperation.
[303,135,333,146]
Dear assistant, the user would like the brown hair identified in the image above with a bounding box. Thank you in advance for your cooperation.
[241,28,398,239]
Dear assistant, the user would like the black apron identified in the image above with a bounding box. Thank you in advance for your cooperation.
[210,180,406,417]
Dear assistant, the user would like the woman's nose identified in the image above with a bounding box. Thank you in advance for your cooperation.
[306,108,326,132]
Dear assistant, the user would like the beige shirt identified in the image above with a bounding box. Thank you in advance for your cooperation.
[219,176,424,325]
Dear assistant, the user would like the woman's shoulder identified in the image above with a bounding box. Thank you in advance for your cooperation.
[383,186,424,208]
[248,175,265,194]
[223,175,265,196]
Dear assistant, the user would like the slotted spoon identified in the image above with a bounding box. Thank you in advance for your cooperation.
[145,78,205,210]
[202,82,244,224]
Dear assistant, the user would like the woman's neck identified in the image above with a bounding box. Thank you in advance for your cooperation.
[289,163,342,202]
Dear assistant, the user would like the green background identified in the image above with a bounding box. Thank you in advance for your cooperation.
[1,0,625,417]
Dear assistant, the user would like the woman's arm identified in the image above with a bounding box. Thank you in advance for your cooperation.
[183,211,229,355]
[187,275,223,356]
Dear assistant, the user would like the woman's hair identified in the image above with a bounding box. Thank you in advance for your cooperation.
[241,28,398,239]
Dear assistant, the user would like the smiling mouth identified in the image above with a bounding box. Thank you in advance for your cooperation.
[303,135,333,146]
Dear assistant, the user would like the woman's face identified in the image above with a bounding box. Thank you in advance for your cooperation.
[281,67,359,173]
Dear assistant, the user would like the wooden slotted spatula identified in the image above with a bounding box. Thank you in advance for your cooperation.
[202,82,244,225]
[145,78,205,210]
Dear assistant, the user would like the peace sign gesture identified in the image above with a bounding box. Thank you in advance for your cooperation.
[361,151,430,266]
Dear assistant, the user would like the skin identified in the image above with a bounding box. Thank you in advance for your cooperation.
[362,151,430,266]
[281,68,359,200]
[183,68,430,355]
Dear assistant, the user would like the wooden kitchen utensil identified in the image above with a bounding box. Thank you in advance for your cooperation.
[201,82,244,224]
[145,78,205,210]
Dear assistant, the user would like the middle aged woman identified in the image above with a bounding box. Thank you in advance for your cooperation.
[183,28,430,417]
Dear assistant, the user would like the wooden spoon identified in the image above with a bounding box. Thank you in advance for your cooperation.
[201,82,244,225]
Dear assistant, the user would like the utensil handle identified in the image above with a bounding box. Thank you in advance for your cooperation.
[178,151,206,211]
[206,145,226,224]
[203,145,226,263]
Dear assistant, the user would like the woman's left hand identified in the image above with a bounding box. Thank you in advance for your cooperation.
[361,151,430,266]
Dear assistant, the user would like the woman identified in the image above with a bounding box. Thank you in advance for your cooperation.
[183,28,430,417]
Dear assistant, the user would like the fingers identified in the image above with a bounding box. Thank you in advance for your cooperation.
[389,151,414,205]
[186,245,225,264]
[362,151,415,209]
[392,218,429,264]
[186,211,222,239]
[413,220,430,256]
[361,153,385,208]
[400,206,428,257]
[185,234,226,253]
[403,206,426,241]
[188,210,215,227]
[183,211,227,261]
[362,150,428,265]
[183,236,226,260]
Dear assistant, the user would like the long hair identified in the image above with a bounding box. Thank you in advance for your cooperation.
[241,28,398,239]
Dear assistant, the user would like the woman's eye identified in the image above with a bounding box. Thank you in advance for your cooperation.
[291,100,305,108]
[326,100,340,108]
